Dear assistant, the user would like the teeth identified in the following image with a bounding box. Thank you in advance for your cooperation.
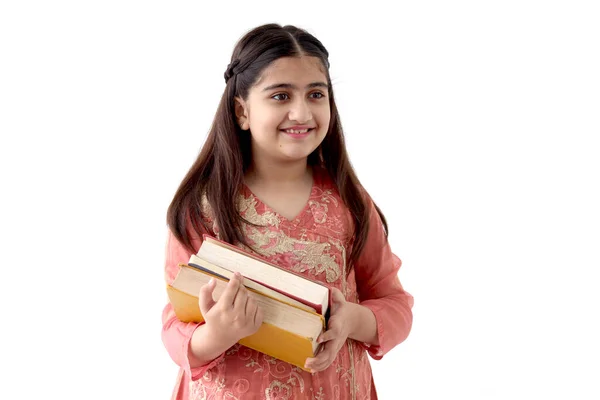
[284,128,309,134]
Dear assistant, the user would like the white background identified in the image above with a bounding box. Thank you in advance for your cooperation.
[1,1,599,399]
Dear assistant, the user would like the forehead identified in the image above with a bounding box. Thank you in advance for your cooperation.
[255,56,327,88]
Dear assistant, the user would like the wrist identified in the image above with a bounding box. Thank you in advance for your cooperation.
[188,323,238,368]
[346,303,378,345]
[204,321,239,348]
[345,302,361,338]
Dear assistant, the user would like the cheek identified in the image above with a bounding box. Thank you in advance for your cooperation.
[253,106,285,131]
[315,106,331,128]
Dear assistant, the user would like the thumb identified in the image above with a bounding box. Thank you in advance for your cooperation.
[198,278,217,315]
[331,287,346,308]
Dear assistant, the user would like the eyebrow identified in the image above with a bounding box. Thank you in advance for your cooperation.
[262,82,329,92]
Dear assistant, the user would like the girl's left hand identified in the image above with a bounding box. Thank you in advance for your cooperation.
[304,288,354,373]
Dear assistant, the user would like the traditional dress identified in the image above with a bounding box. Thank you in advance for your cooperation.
[162,167,414,399]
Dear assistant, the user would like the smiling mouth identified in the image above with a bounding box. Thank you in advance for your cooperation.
[281,128,314,134]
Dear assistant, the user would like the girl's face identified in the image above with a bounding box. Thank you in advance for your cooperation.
[235,56,331,166]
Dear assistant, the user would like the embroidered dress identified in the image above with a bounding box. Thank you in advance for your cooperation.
[162,167,414,399]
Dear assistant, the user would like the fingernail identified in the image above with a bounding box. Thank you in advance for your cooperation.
[208,278,215,285]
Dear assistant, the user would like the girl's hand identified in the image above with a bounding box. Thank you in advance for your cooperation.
[198,272,264,346]
[304,288,353,372]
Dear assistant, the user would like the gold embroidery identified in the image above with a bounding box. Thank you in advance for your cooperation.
[189,381,207,400]
[200,194,220,237]
[245,227,279,250]
[247,228,342,283]
[309,188,342,226]
[292,241,340,283]
[311,387,326,400]
[347,343,357,400]
[308,199,328,224]
[289,370,306,393]
[233,379,250,394]
[238,194,281,227]
[265,380,292,400]
[335,241,348,296]
[202,370,213,383]
[237,193,343,283]
[200,194,213,220]
[188,184,373,400]
[314,188,338,207]
[214,377,226,393]
[246,228,295,256]
[341,242,357,400]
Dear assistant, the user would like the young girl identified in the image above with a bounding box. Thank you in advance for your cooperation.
[162,23,414,400]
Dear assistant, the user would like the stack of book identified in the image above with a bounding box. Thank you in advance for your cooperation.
[167,235,330,371]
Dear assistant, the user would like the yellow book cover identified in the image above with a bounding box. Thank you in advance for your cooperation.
[167,264,326,371]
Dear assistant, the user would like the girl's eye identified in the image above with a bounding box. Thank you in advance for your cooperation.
[272,93,290,101]
[310,92,325,99]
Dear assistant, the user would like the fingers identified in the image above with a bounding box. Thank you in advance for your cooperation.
[305,320,345,372]
[330,287,345,312]
[219,272,242,307]
[255,305,263,327]
[316,317,343,344]
[310,345,331,368]
[331,287,345,304]
[316,329,336,344]
[304,341,339,372]
[198,278,217,315]
[247,297,263,327]
[245,294,256,316]
[233,283,249,314]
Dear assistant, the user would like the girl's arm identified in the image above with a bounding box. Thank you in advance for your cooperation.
[161,229,226,379]
[352,197,414,359]
[305,197,414,372]
[191,271,263,367]
[187,318,234,367]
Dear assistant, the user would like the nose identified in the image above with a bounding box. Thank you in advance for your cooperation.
[288,98,312,123]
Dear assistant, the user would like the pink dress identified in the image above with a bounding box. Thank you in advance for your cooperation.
[162,167,414,399]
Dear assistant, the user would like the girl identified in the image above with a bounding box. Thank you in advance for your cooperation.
[162,23,414,400]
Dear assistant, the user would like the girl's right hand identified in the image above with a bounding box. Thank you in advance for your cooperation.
[198,272,263,345]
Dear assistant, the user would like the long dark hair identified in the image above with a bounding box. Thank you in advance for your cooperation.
[167,23,388,270]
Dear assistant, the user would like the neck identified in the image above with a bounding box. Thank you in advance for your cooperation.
[245,157,311,186]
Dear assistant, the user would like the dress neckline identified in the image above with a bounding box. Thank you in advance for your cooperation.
[241,167,320,225]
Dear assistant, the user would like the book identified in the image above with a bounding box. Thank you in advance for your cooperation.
[188,254,316,313]
[167,263,325,371]
[196,235,330,316]
[167,235,332,369]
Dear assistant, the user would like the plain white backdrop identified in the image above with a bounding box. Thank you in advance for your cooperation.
[1,1,599,399]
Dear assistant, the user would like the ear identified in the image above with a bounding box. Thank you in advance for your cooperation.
[234,97,250,131]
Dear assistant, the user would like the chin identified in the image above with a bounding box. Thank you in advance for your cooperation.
[278,149,315,161]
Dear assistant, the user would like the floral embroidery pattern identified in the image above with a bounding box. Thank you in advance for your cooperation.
[183,170,381,400]
[239,194,343,283]
[265,380,292,400]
